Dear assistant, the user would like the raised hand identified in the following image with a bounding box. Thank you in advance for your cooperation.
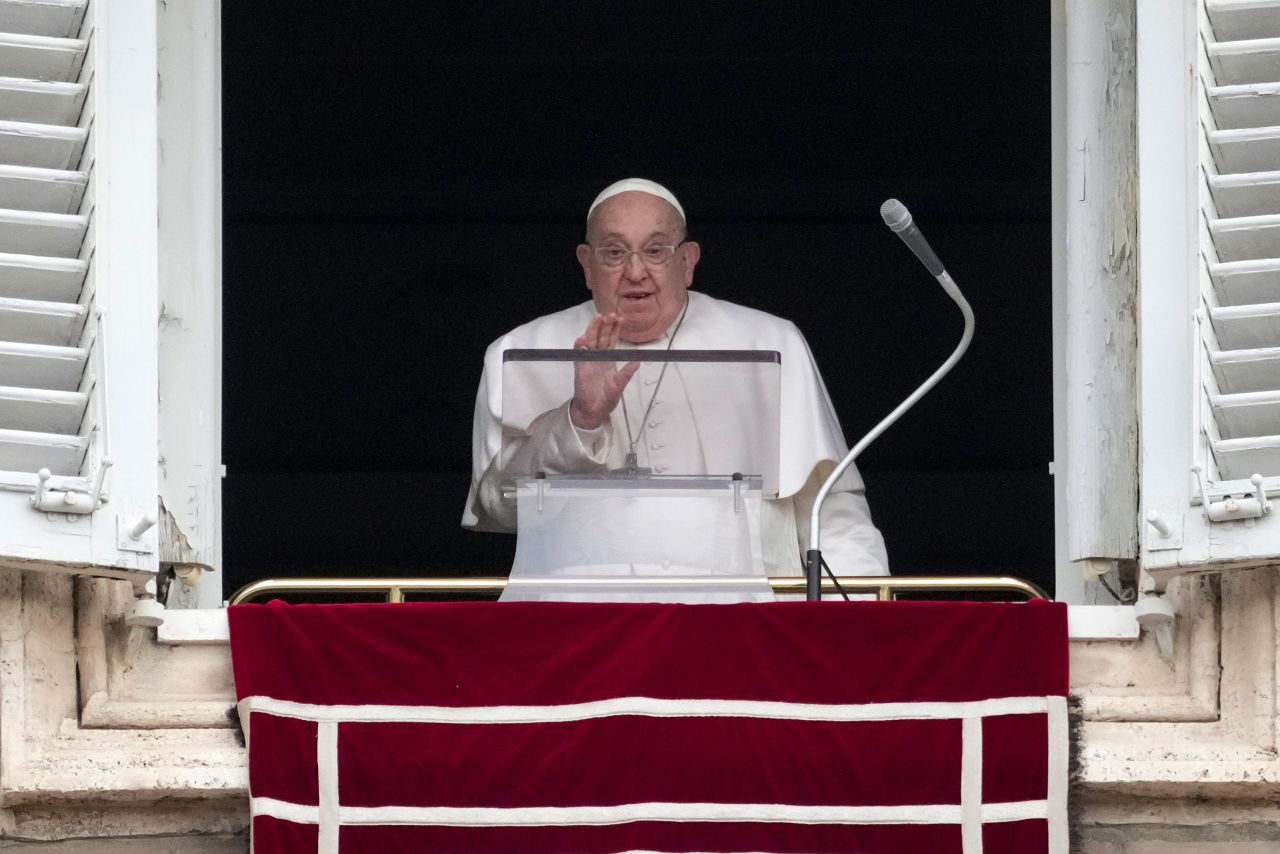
[568,313,640,430]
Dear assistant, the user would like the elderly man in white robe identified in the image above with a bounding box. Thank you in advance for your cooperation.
[463,178,889,601]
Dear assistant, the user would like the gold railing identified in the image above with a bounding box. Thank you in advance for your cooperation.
[229,575,1050,606]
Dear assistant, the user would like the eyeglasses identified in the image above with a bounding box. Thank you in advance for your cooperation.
[589,241,687,268]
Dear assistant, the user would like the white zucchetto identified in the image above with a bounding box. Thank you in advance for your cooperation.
[587,178,686,225]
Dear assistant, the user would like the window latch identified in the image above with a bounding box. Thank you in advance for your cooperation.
[31,459,111,515]
[1193,466,1271,523]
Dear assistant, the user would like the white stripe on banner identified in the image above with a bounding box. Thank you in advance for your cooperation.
[983,800,1050,823]
[242,694,1051,725]
[317,720,338,854]
[255,797,318,825]
[1046,695,1069,854]
[251,797,1050,828]
[961,716,983,854]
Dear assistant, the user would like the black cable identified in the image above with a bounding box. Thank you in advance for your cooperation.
[819,554,851,601]
[1098,575,1132,604]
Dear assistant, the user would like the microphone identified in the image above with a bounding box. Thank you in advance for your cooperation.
[804,199,975,600]
[880,198,945,277]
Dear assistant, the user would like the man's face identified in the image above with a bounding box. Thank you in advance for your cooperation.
[575,191,701,344]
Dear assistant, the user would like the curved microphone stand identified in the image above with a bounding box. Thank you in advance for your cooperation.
[805,201,976,600]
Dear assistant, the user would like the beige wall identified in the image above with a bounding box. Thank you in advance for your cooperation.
[0,570,244,842]
[4,565,1280,843]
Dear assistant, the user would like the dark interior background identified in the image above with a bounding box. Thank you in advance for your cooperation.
[219,4,1054,597]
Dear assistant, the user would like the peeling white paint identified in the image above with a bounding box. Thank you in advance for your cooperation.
[1064,0,1141,568]
[155,0,221,607]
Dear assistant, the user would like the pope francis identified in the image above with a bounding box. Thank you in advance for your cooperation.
[463,178,889,599]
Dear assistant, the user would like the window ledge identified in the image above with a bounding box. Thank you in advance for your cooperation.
[156,607,229,645]
[1067,604,1141,640]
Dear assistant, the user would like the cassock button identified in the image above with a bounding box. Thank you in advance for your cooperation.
[648,420,662,428]
[650,443,664,450]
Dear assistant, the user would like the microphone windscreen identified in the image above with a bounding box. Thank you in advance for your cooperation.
[880,198,913,233]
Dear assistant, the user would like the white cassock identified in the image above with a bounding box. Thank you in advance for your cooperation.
[462,290,890,600]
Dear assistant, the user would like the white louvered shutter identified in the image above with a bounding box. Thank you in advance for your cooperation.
[1203,2,1280,484]
[0,0,161,579]
[1139,0,1280,573]
[0,2,89,478]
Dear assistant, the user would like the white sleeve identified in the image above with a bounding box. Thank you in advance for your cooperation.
[790,462,889,576]
[472,401,615,530]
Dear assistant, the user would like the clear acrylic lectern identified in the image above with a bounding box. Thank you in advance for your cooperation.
[499,349,780,602]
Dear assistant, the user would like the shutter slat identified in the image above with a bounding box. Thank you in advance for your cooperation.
[0,206,86,257]
[1210,302,1280,348]
[1210,389,1280,436]
[1211,345,1280,391]
[0,295,84,346]
[1208,169,1280,216]
[1209,126,1280,173]
[0,75,83,125]
[0,340,85,390]
[0,1,86,39]
[0,163,83,213]
[1207,0,1280,43]
[1209,214,1280,260]
[0,32,83,83]
[1209,82,1280,129]
[0,119,84,169]
[1208,126,1280,172]
[0,384,83,432]
[1213,434,1280,478]
[1208,38,1280,85]
[1210,258,1280,303]
[0,252,85,301]
[0,425,84,474]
